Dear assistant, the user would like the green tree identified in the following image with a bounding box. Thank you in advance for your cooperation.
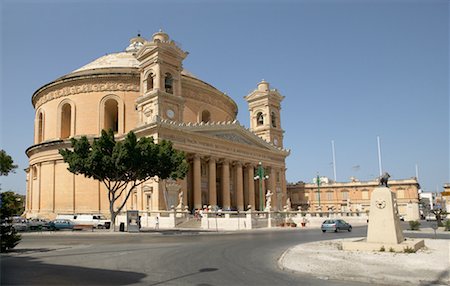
[0,192,25,218]
[59,130,188,231]
[0,149,18,176]
[0,151,21,252]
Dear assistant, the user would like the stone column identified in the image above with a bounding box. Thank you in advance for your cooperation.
[246,164,255,210]
[269,167,277,211]
[208,157,217,207]
[154,64,161,90]
[193,155,202,209]
[281,167,287,208]
[221,160,230,210]
[181,177,188,208]
[235,162,244,211]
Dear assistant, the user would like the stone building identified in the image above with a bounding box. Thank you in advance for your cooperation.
[25,31,289,219]
[443,183,450,211]
[287,178,421,220]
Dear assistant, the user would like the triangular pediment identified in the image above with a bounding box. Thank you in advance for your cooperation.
[182,121,286,152]
[133,118,290,155]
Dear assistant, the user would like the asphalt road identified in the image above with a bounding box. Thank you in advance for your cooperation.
[1,224,446,286]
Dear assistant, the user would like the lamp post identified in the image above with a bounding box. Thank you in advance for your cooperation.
[254,162,269,211]
[316,173,321,208]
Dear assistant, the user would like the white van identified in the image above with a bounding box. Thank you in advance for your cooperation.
[56,214,111,229]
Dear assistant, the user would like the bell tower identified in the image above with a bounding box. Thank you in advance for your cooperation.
[244,80,285,148]
[134,30,188,125]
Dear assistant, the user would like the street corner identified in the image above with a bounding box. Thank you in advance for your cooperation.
[278,238,450,286]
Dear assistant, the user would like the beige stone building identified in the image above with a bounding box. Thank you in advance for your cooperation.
[25,31,289,219]
[443,183,450,211]
[287,178,421,220]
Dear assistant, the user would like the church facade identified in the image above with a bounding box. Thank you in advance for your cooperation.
[25,31,290,219]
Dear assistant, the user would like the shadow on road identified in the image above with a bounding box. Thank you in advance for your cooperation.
[149,267,218,286]
[1,255,146,285]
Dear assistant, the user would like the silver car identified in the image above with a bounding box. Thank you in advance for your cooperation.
[321,219,352,233]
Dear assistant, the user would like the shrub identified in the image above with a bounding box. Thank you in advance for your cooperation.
[379,246,385,252]
[408,220,420,231]
[389,247,395,253]
[403,246,416,253]
[0,223,21,252]
[444,220,450,231]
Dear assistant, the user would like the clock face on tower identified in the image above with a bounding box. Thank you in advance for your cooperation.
[166,109,175,119]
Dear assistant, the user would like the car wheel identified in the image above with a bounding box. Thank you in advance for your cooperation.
[322,230,326,233]
[348,227,352,232]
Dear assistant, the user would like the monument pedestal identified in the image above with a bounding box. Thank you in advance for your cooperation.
[343,187,424,252]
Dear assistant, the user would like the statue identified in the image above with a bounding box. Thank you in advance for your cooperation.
[285,197,292,211]
[265,190,273,211]
[379,172,391,187]
[176,190,184,209]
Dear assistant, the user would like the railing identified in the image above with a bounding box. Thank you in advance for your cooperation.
[115,209,369,231]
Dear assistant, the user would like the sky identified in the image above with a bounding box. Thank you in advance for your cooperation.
[0,0,448,195]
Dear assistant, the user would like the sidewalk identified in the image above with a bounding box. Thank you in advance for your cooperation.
[279,237,449,286]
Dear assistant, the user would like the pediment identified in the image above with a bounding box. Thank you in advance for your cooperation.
[189,124,279,151]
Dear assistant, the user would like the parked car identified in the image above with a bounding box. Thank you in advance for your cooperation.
[425,214,436,221]
[56,214,111,229]
[321,219,352,233]
[48,219,74,230]
[27,219,51,231]
[11,217,28,232]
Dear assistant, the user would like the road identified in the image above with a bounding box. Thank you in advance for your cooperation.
[1,224,446,286]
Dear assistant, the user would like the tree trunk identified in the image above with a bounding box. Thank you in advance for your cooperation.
[110,212,117,232]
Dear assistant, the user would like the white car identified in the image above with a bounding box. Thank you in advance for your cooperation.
[56,214,111,229]
[425,214,436,221]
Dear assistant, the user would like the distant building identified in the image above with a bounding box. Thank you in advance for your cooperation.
[419,192,435,213]
[443,184,450,211]
[287,178,420,220]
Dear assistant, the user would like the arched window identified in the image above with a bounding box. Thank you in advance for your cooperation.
[37,111,44,143]
[256,112,264,126]
[165,73,173,94]
[147,73,154,92]
[60,103,71,139]
[271,111,277,127]
[104,99,119,133]
[201,110,211,123]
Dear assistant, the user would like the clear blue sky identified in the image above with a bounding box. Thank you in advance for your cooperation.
[1,0,448,195]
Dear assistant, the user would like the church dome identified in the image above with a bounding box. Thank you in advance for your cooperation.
[71,52,140,74]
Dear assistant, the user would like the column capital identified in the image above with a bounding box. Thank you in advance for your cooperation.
[233,161,243,167]
[206,156,217,163]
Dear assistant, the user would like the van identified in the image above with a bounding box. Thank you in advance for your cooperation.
[56,214,111,229]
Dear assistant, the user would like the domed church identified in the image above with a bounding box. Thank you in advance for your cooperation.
[25,30,290,219]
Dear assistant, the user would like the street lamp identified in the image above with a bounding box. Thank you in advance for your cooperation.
[254,162,269,211]
[316,173,322,208]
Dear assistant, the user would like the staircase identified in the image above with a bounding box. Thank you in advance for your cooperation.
[176,218,202,229]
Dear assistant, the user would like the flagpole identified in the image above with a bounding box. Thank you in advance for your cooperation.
[331,140,337,182]
[377,136,383,176]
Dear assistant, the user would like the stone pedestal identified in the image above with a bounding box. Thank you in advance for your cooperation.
[343,187,424,252]
[367,187,404,244]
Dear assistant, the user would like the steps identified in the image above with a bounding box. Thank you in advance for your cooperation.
[177,218,202,229]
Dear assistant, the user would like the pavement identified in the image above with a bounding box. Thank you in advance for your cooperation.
[279,227,450,286]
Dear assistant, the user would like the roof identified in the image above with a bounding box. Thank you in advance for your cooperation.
[68,51,198,79]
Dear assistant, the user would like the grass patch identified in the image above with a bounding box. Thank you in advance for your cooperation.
[403,246,416,253]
